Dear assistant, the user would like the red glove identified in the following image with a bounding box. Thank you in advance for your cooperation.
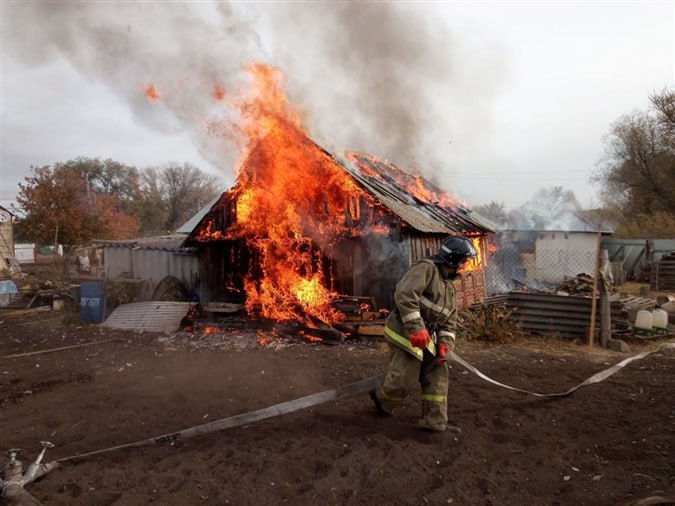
[409,328,431,349]
[436,343,450,365]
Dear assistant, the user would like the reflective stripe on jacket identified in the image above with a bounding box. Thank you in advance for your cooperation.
[384,259,457,360]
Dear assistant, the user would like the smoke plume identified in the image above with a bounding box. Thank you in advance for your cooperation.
[4,2,499,186]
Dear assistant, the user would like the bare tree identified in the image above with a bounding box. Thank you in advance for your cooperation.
[507,186,580,229]
[593,90,675,217]
[138,163,221,233]
[473,201,508,229]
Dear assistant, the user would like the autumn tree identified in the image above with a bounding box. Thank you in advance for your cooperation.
[55,157,140,202]
[592,89,675,237]
[16,160,140,267]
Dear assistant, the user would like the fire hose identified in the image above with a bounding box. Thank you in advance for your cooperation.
[3,341,674,505]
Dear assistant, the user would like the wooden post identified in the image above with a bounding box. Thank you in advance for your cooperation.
[599,249,611,348]
[588,232,602,347]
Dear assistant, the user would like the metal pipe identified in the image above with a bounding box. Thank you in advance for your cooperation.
[1,443,59,506]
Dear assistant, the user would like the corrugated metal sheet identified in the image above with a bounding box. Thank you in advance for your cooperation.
[503,292,623,340]
[102,301,195,332]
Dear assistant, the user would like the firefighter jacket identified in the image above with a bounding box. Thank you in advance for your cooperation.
[384,259,458,361]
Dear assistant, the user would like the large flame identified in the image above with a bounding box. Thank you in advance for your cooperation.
[461,237,483,273]
[346,152,463,209]
[205,64,373,323]
[149,64,486,324]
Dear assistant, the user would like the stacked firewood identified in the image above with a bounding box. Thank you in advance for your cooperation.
[558,273,595,294]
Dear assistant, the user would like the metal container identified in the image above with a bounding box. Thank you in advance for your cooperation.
[80,280,105,323]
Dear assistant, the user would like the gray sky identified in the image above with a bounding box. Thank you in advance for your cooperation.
[1,1,673,212]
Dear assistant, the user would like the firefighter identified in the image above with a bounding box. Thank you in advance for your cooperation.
[369,235,477,433]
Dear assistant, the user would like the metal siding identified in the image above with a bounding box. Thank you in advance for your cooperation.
[602,238,675,280]
[104,247,133,278]
[103,246,200,300]
[131,249,200,296]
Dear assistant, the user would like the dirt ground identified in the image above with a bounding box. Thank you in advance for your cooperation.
[1,310,674,506]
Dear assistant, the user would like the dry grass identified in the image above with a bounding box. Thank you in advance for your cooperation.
[616,282,672,300]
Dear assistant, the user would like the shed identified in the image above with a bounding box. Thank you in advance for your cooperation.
[494,210,613,291]
[93,235,200,301]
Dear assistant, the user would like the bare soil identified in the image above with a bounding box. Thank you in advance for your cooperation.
[1,310,674,506]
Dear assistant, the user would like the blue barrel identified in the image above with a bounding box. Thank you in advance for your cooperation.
[80,280,105,323]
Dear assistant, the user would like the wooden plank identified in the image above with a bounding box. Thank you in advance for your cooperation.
[357,324,385,336]
[203,302,245,313]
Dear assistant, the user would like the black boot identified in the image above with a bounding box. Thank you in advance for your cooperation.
[369,389,390,416]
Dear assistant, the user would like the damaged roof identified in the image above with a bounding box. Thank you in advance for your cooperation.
[182,144,496,241]
[340,152,495,235]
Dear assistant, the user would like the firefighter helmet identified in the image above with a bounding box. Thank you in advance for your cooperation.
[429,236,477,268]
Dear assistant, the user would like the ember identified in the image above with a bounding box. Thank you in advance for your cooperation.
[143,83,160,101]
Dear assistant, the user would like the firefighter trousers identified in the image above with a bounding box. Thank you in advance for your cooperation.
[375,342,449,431]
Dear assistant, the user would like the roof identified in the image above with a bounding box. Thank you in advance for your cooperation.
[341,152,495,235]
[507,209,614,234]
[176,194,222,234]
[0,205,15,218]
[93,235,195,252]
[181,145,496,239]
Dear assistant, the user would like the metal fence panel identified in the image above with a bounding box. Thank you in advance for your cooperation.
[603,238,675,280]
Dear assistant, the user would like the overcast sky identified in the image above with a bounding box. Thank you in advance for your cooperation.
[1,1,673,212]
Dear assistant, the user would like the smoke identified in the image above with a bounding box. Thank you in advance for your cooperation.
[4,2,501,186]
[255,3,503,187]
[4,2,262,175]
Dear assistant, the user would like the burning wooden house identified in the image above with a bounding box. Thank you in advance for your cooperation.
[183,140,494,326]
[101,64,495,331]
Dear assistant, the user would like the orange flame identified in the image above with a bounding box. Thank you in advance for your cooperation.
[346,152,461,209]
[213,84,226,102]
[144,83,160,101]
[299,331,323,343]
[458,237,483,273]
[200,64,379,324]
[194,64,486,324]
